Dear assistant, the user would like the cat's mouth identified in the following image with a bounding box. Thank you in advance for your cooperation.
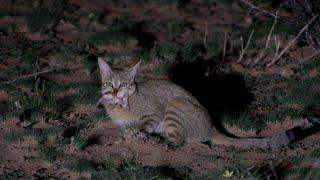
[98,93,129,109]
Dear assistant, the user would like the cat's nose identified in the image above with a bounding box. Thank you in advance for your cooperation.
[111,88,119,95]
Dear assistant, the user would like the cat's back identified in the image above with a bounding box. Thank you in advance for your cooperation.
[136,79,200,104]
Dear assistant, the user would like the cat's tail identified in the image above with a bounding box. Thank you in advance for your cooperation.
[211,117,320,149]
[211,129,296,149]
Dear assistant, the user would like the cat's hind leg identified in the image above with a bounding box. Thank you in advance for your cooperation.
[164,99,188,146]
[141,114,162,134]
[164,99,212,146]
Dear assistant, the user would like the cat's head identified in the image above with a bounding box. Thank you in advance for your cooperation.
[98,57,140,99]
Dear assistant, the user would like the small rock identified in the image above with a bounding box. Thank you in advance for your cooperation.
[281,68,295,78]
[231,63,247,74]
[308,68,318,77]
[0,91,10,102]
[14,101,22,109]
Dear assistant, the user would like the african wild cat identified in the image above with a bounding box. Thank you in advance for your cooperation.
[98,57,295,148]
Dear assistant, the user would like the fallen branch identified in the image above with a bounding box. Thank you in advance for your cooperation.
[266,15,318,67]
[1,69,54,84]
[299,50,320,64]
[239,0,278,19]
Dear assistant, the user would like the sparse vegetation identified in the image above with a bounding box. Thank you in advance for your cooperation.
[89,30,137,47]
[4,129,42,144]
[222,111,264,131]
[67,158,95,173]
[27,0,66,32]
[89,19,138,47]
[38,144,60,163]
[0,0,320,179]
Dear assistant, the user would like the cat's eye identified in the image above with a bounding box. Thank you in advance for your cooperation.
[121,82,129,87]
[104,81,113,87]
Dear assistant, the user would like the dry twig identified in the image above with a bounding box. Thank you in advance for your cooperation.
[266,15,318,67]
[237,29,254,63]
[1,69,54,84]
[239,0,278,19]
[252,11,278,65]
[203,21,208,48]
[223,32,227,61]
[299,50,320,64]
[273,35,281,60]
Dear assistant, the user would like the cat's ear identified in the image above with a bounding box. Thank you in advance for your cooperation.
[127,60,141,78]
[98,57,112,81]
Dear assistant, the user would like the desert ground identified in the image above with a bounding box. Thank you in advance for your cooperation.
[1,0,320,179]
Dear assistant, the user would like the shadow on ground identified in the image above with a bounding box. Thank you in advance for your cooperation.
[169,60,320,142]
[169,60,254,136]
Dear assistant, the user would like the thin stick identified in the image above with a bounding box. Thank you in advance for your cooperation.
[204,21,208,48]
[223,32,227,61]
[268,160,279,180]
[267,15,318,67]
[273,35,281,59]
[1,69,54,84]
[299,50,320,64]
[238,36,244,62]
[240,0,278,19]
[253,11,278,65]
[237,29,254,63]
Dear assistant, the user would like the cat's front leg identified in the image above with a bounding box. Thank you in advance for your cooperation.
[140,114,162,134]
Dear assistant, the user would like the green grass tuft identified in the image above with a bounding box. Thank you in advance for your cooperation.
[89,19,138,46]
[309,149,320,158]
[207,32,224,58]
[166,20,189,41]
[38,144,59,163]
[279,77,320,115]
[222,112,265,131]
[27,0,66,32]
[241,20,295,47]
[27,8,56,32]
[216,0,234,6]
[67,158,95,173]
[73,135,88,150]
[151,43,179,63]
[152,41,205,64]
[267,108,302,123]
[4,129,43,144]
[0,101,20,121]
[177,41,205,63]
[300,58,320,74]
[89,30,137,46]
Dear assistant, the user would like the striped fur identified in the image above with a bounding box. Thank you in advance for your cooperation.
[98,58,296,148]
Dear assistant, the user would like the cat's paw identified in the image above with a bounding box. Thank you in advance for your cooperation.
[142,123,156,134]
[164,138,184,150]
